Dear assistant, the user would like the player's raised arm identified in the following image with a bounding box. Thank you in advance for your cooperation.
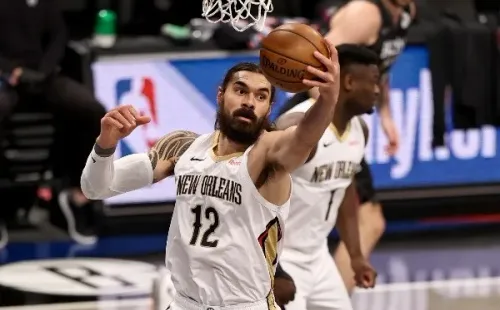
[80,105,198,200]
[325,1,381,46]
[307,1,381,100]
[264,40,340,172]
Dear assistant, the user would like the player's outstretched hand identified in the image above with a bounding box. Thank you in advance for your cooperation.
[351,257,377,289]
[302,39,340,104]
[97,105,151,149]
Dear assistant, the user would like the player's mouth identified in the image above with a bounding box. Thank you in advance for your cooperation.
[236,116,254,123]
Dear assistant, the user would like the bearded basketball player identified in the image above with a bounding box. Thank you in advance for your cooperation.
[280,0,416,294]
[275,44,379,310]
[81,40,341,310]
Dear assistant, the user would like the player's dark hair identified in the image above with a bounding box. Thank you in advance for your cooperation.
[337,44,379,70]
[220,62,277,103]
[216,62,276,132]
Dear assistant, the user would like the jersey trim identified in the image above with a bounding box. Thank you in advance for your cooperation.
[258,217,282,310]
[209,131,244,162]
[328,121,352,142]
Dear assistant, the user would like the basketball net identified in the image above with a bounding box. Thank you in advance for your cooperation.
[202,0,273,32]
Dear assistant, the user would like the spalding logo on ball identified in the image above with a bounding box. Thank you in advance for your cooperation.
[260,23,329,93]
[261,55,305,81]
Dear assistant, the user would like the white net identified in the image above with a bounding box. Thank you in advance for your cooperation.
[352,277,500,310]
[202,0,273,32]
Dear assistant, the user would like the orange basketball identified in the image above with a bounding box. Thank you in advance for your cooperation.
[260,23,330,93]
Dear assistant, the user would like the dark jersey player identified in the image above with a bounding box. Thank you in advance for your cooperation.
[279,0,416,294]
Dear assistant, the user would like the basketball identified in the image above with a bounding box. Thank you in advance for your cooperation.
[260,23,330,93]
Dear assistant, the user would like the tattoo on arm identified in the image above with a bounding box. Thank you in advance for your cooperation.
[147,130,199,170]
[148,149,159,170]
[94,143,116,157]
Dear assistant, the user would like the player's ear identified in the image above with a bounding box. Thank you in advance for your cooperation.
[343,73,354,91]
[217,87,224,106]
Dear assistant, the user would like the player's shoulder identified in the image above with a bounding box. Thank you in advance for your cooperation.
[275,112,304,130]
[355,116,369,146]
[275,98,314,130]
[152,130,201,158]
[160,130,199,140]
[343,0,380,16]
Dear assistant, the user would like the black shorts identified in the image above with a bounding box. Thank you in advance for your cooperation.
[355,158,377,204]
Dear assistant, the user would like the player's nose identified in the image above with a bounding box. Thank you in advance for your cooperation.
[241,102,255,110]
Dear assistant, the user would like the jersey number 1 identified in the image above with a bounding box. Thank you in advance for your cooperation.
[189,205,220,247]
[325,190,336,221]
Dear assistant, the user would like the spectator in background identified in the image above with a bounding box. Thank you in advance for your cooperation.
[0,0,106,247]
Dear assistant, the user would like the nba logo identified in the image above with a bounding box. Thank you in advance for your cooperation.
[115,77,161,156]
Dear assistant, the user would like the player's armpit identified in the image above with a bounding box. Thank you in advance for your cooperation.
[148,130,199,183]
[336,181,363,260]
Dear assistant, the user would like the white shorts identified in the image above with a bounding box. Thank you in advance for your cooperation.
[279,248,352,310]
[153,267,176,310]
[169,295,274,310]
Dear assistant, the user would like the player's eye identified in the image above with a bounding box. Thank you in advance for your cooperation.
[235,89,246,95]
[256,94,267,101]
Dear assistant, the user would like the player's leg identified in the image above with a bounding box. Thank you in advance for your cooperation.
[278,257,312,310]
[333,158,386,293]
[307,248,353,310]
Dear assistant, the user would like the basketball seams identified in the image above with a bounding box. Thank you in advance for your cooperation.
[260,24,327,92]
[261,47,323,70]
[266,29,326,56]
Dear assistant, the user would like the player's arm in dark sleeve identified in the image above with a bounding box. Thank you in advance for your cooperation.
[335,117,369,259]
[81,130,199,200]
[39,0,66,75]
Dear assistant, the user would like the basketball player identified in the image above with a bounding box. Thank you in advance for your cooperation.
[81,40,341,310]
[275,44,379,310]
[281,0,416,293]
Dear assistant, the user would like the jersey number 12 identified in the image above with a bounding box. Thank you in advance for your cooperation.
[189,205,220,247]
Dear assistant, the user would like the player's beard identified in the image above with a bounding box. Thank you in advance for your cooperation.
[346,97,375,115]
[216,102,270,145]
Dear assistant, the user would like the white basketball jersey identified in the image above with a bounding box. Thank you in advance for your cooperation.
[283,99,366,259]
[166,131,290,307]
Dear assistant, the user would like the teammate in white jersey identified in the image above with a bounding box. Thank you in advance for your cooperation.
[273,45,379,310]
[80,40,341,310]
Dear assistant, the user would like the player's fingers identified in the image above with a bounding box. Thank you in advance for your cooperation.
[136,115,152,125]
[102,116,123,129]
[127,106,140,119]
[121,108,137,126]
[109,110,133,127]
[313,51,334,72]
[306,66,331,83]
[324,39,339,63]
[302,79,328,89]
